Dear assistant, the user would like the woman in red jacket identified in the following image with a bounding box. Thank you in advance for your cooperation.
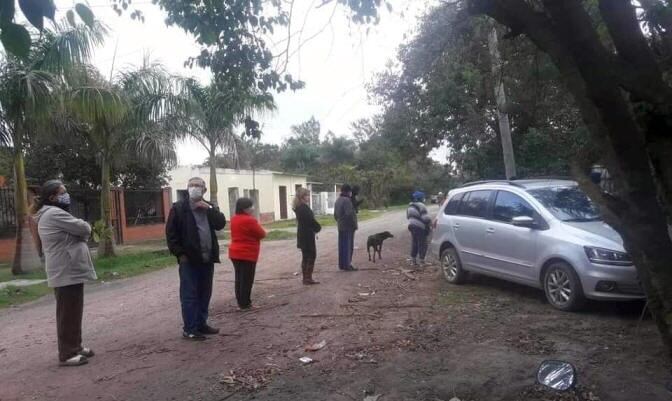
[228,198,266,309]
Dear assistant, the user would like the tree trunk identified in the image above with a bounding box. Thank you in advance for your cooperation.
[487,23,517,179]
[469,0,672,355]
[11,147,40,274]
[208,148,219,207]
[99,154,115,257]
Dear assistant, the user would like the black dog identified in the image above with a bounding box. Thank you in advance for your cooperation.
[367,231,394,263]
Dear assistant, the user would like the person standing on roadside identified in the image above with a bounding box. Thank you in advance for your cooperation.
[229,198,266,309]
[334,184,358,271]
[407,191,432,267]
[293,188,321,284]
[32,180,97,366]
[166,177,227,341]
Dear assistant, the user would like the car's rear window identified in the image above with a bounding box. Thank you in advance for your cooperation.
[444,192,464,215]
[458,190,492,218]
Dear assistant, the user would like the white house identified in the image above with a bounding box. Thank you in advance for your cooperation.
[169,166,308,223]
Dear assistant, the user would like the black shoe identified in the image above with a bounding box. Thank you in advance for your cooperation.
[182,331,206,341]
[199,324,220,335]
[345,265,358,271]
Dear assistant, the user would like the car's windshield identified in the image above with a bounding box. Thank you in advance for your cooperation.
[528,186,601,222]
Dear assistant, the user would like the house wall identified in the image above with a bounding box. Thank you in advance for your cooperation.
[272,174,307,220]
[168,166,307,221]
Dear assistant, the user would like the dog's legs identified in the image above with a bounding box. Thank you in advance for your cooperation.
[378,244,383,260]
[368,246,371,261]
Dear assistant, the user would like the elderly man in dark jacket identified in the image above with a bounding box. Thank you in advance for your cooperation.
[166,177,226,341]
[334,184,358,271]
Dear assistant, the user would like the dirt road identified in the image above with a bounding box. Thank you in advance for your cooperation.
[0,209,669,401]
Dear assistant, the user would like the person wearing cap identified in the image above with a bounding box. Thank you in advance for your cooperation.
[31,180,97,366]
[334,184,358,271]
[407,191,432,266]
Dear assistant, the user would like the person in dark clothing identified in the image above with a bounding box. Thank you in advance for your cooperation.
[293,188,322,284]
[166,177,227,341]
[351,185,364,214]
[334,184,358,271]
[228,198,266,309]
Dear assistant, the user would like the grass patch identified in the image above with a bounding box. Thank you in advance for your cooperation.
[95,250,176,281]
[0,284,51,308]
[265,230,295,241]
[0,264,46,282]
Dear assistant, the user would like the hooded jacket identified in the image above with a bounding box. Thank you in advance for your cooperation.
[34,205,97,288]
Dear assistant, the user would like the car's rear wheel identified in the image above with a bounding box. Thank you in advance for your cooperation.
[543,261,586,311]
[440,247,466,284]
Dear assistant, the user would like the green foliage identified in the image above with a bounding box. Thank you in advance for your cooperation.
[0,0,94,58]
[371,3,590,180]
[91,220,113,244]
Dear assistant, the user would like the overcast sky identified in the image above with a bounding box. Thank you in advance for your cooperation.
[51,0,441,165]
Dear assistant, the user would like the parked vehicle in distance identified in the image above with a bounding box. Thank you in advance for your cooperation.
[430,179,644,311]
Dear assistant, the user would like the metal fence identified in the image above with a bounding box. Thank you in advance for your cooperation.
[125,190,165,226]
[0,188,16,239]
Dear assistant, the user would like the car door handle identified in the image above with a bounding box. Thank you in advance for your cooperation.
[453,223,460,229]
[486,228,495,234]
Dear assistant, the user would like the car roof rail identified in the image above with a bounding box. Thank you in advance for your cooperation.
[459,180,525,189]
[513,176,574,181]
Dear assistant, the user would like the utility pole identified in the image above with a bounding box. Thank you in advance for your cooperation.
[488,23,517,180]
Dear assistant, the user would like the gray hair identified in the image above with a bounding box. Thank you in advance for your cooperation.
[187,177,206,188]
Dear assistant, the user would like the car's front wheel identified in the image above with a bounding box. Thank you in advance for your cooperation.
[543,262,586,311]
[440,247,467,284]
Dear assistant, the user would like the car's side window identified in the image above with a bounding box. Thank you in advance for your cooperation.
[444,192,464,215]
[458,190,491,218]
[493,191,535,223]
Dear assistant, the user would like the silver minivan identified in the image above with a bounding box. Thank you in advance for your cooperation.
[430,179,644,311]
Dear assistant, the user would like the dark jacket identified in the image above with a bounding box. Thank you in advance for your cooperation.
[334,194,358,232]
[295,203,321,252]
[166,200,227,264]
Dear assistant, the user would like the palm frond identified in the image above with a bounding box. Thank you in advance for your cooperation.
[32,20,108,74]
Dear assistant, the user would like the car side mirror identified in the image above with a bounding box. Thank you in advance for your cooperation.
[537,360,577,391]
[512,216,537,228]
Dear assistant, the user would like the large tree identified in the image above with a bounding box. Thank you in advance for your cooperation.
[0,19,105,274]
[180,80,275,207]
[64,61,185,256]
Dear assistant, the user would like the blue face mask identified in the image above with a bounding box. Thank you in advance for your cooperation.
[56,193,71,206]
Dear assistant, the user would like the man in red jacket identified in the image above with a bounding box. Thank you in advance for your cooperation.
[166,177,227,341]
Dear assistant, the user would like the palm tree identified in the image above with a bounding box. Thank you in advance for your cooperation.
[65,60,187,257]
[0,21,106,274]
[182,80,275,207]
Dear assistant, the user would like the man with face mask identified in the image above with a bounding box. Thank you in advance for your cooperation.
[166,177,227,340]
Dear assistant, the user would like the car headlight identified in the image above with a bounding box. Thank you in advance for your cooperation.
[584,246,633,266]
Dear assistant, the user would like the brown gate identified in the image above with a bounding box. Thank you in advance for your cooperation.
[110,189,123,244]
[279,186,288,220]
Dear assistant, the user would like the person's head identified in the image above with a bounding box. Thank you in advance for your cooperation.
[31,180,69,214]
[412,191,425,203]
[341,184,352,197]
[292,188,311,210]
[187,177,207,201]
[235,197,255,215]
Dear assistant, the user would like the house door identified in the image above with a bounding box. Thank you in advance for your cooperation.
[279,186,288,220]
[228,187,239,218]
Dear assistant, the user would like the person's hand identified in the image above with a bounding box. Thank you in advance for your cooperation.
[195,201,211,210]
[179,255,189,264]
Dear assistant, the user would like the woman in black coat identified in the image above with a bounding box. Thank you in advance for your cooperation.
[293,188,322,285]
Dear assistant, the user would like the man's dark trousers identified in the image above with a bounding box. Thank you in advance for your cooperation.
[179,260,214,334]
[338,230,354,269]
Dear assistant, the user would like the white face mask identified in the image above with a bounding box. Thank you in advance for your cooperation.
[188,187,204,200]
[245,207,255,215]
